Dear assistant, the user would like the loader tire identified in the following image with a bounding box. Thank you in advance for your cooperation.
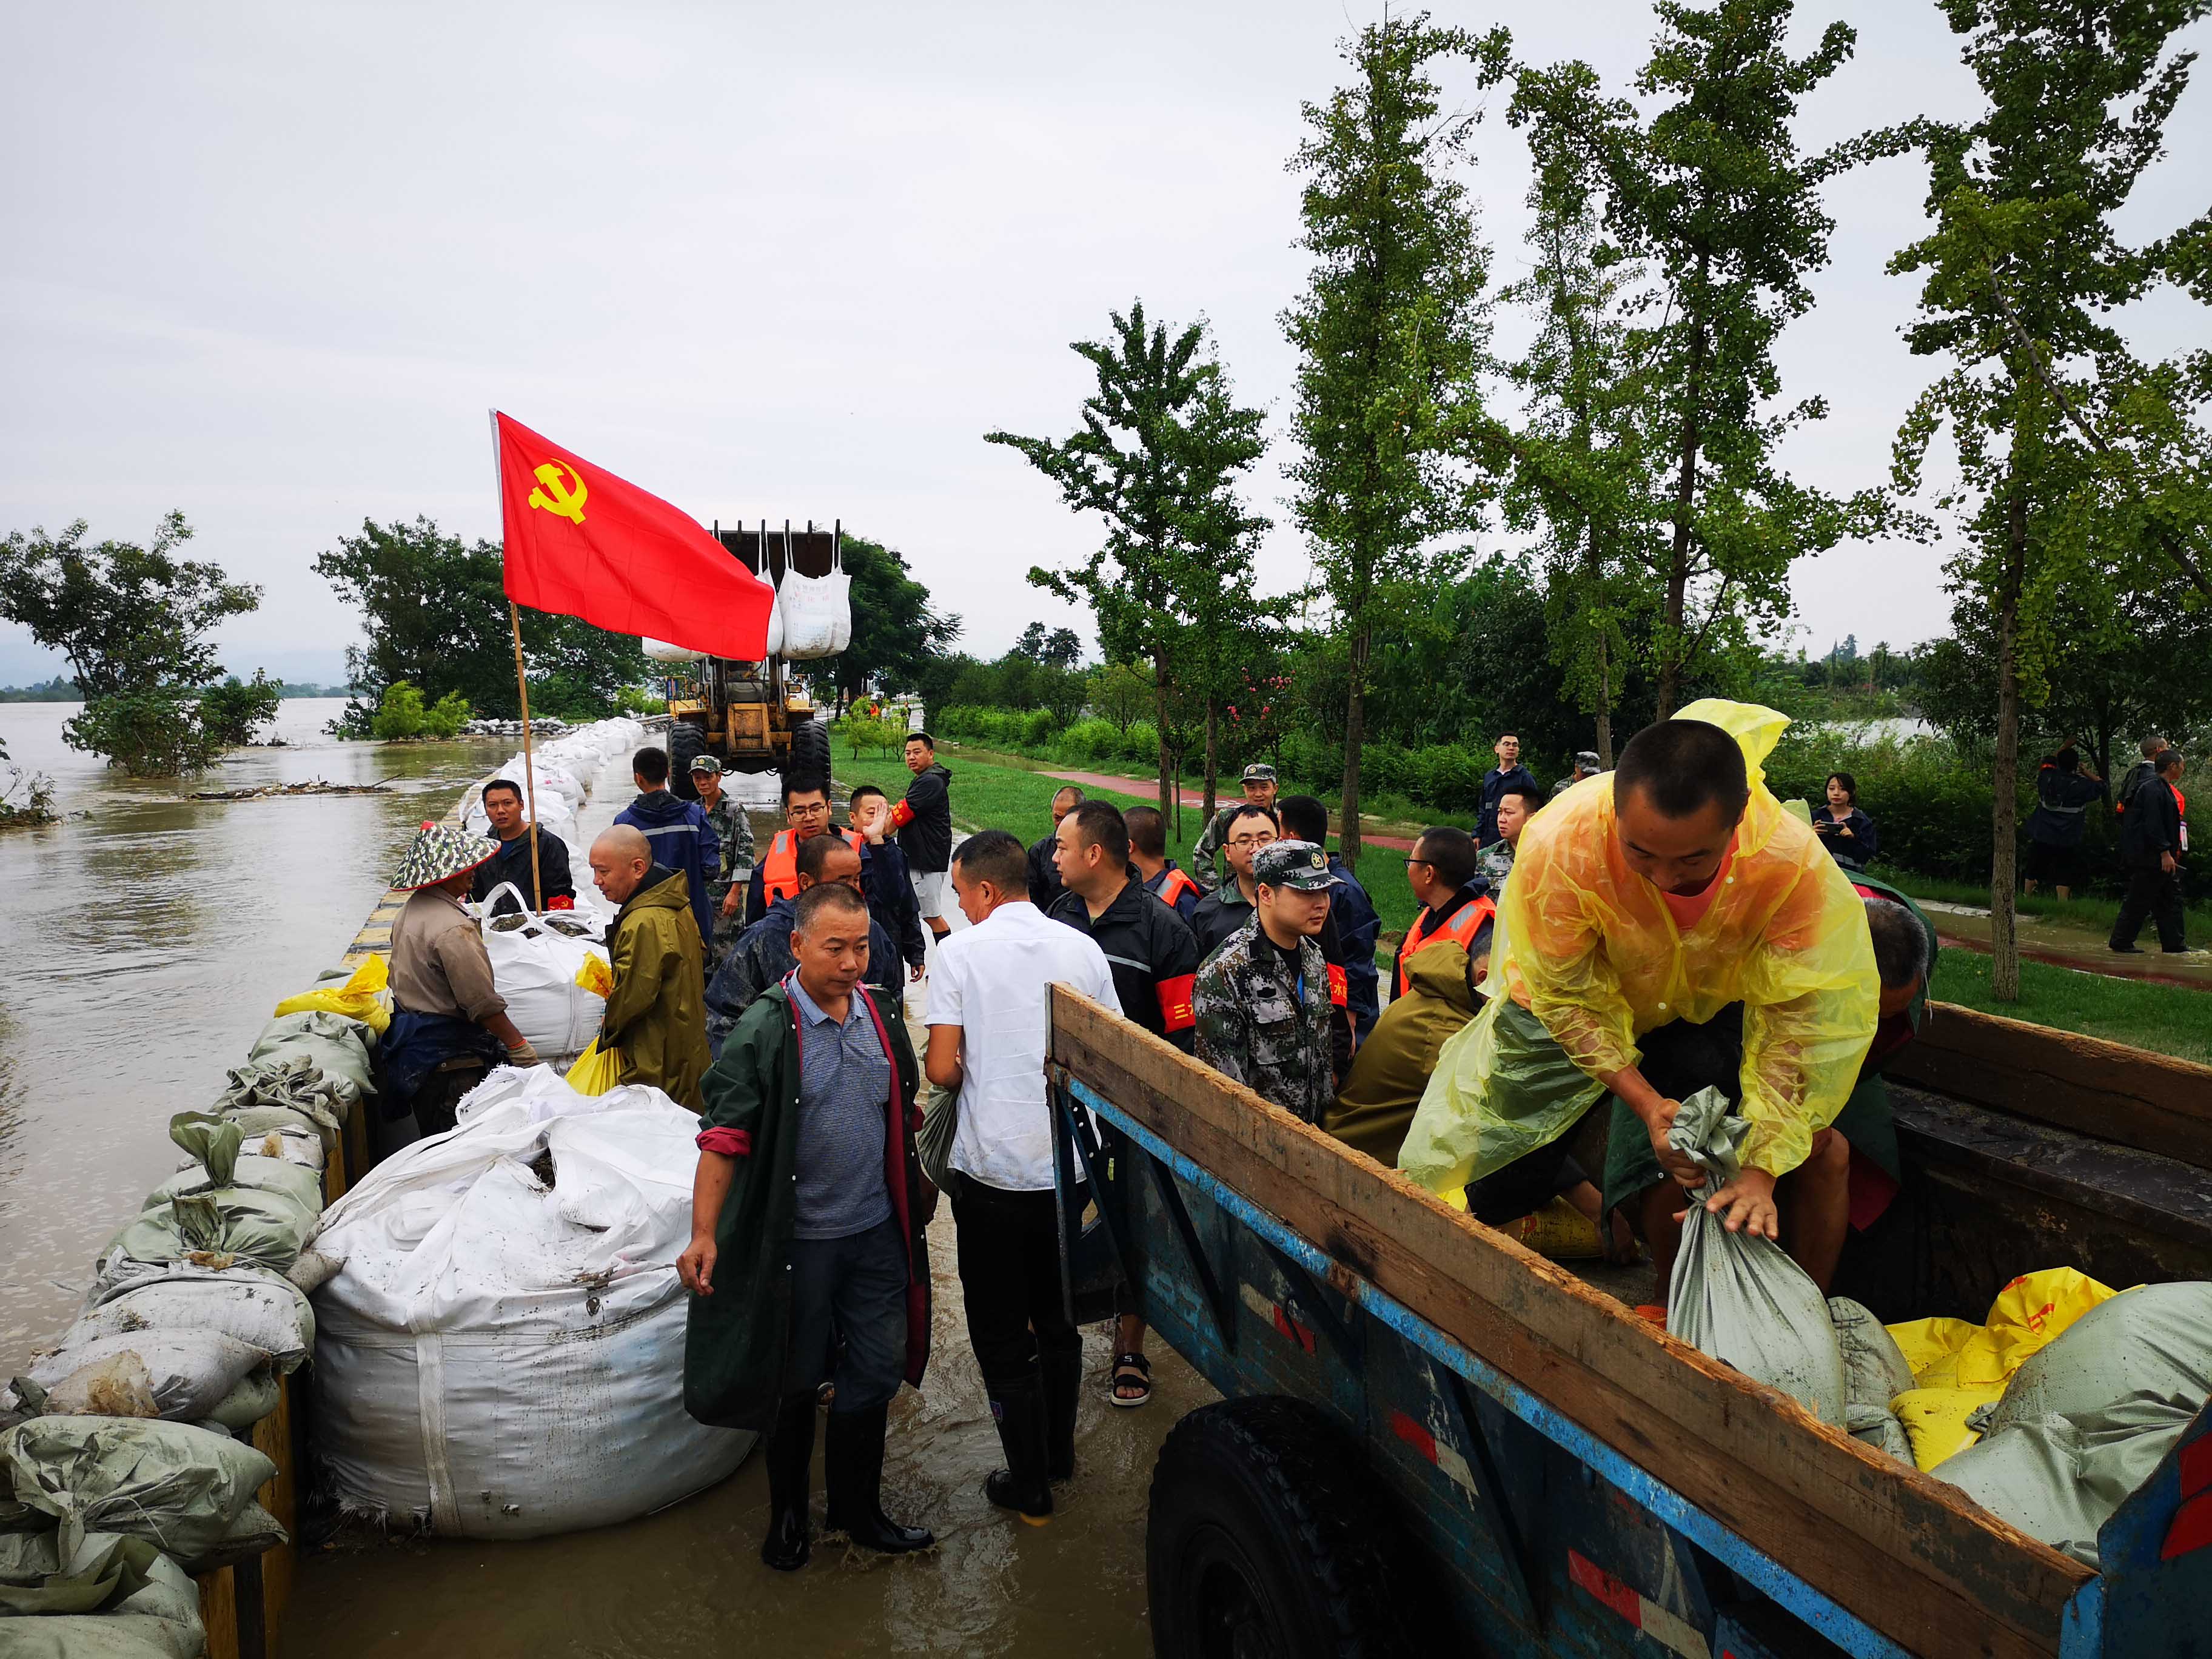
[667,719,709,800]
[786,714,831,797]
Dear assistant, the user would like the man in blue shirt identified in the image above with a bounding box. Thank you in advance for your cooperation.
[1279,794,1379,1041]
[1477,731,1540,847]
[613,745,719,950]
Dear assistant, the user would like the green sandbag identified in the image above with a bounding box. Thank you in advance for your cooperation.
[1831,1296,1915,1409]
[147,1112,324,1216]
[0,1527,169,1615]
[1845,1401,1915,1464]
[1935,1390,2201,1567]
[247,1011,375,1099]
[1988,1281,2212,1435]
[220,1102,337,1150]
[203,1366,281,1433]
[218,1054,358,1127]
[102,1184,315,1278]
[1,1416,284,1574]
[0,1527,204,1657]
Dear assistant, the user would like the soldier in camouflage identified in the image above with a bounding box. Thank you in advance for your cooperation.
[690,755,756,966]
[1190,762,1280,894]
[1192,839,1345,1125]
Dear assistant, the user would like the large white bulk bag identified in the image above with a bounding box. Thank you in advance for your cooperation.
[777,548,850,661]
[310,1068,752,1537]
[643,639,706,663]
[477,885,605,1059]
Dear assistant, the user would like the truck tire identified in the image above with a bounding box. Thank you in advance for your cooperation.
[786,714,831,797]
[1147,1396,1423,1659]
[668,719,708,800]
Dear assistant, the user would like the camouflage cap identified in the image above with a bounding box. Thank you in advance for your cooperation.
[1241,762,1277,783]
[688,753,723,774]
[1253,839,1340,893]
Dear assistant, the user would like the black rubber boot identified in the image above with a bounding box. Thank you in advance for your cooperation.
[983,1372,1055,1524]
[1042,1350,1081,1483]
[760,1390,817,1571]
[824,1404,935,1554]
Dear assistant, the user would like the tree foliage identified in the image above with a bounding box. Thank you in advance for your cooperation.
[368,680,473,740]
[198,672,283,745]
[313,517,652,733]
[817,532,962,711]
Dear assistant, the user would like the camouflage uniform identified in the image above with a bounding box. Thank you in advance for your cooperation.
[692,763,756,965]
[1191,840,1339,1124]
[1474,837,1515,896]
[1190,763,1279,894]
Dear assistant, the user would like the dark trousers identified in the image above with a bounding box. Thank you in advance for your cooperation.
[953,1181,1080,1380]
[784,1215,910,1412]
[1464,1145,1595,1227]
[2111,866,2187,953]
[411,1060,488,1137]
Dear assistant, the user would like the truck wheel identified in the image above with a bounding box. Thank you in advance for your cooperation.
[1148,1397,1421,1659]
[786,714,831,796]
[668,719,708,800]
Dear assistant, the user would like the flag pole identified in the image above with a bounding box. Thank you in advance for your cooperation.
[509,602,544,913]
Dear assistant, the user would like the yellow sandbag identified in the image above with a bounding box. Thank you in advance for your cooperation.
[566,1039,620,1096]
[575,952,614,1000]
[1892,1386,2001,1471]
[1888,1316,1979,1382]
[273,956,390,1035]
[1512,1197,1604,1261]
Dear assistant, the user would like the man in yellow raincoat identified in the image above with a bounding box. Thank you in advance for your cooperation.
[1399,701,1878,1256]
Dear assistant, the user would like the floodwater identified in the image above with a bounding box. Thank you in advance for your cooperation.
[2,700,1211,1656]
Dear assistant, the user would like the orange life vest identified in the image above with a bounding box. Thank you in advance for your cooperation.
[1153,867,1199,911]
[761,827,866,905]
[1397,894,1495,997]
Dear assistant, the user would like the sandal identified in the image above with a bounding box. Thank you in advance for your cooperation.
[1109,1351,1151,1409]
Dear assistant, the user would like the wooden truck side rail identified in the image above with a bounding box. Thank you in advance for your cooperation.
[1047,985,2094,1659]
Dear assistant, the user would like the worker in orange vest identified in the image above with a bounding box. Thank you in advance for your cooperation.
[1126,805,1201,923]
[1392,827,1496,999]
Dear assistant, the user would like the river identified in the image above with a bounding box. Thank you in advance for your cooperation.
[1,700,1207,1656]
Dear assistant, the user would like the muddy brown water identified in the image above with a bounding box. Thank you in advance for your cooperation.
[2,701,1213,1655]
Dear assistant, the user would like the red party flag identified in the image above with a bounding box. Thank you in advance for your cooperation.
[491,411,773,660]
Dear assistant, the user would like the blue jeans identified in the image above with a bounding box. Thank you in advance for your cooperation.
[783,1215,910,1410]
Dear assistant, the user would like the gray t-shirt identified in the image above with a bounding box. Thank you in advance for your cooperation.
[786,977,893,1240]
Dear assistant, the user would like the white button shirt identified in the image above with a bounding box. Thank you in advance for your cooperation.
[924,900,1121,1191]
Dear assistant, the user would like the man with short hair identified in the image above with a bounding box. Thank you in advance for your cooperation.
[1126,804,1201,923]
[1048,799,1202,1410]
[1392,827,1495,999]
[846,783,927,985]
[1189,803,1282,959]
[1027,785,1086,911]
[2116,734,2168,829]
[690,756,754,965]
[1475,782,1544,897]
[1401,703,1879,1261]
[891,731,955,944]
[614,745,720,951]
[748,778,839,923]
[1191,762,1280,894]
[1192,840,1340,1125]
[925,830,1120,1525]
[679,881,933,1570]
[1278,794,1380,1042]
[471,777,577,916]
[2025,742,2104,900]
[588,823,712,1110]
[710,833,903,1049]
[1551,751,1603,800]
[1478,733,1540,847]
[2112,748,2190,954]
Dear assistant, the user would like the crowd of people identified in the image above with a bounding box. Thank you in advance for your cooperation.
[2023,734,2194,955]
[378,708,2182,1574]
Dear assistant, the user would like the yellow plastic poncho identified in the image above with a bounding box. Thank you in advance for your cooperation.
[1399,699,1877,1199]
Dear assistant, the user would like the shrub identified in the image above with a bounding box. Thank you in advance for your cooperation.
[1053,719,1123,765]
[836,713,907,758]
[370,681,468,740]
[424,690,472,737]
[198,672,281,745]
[65,689,226,776]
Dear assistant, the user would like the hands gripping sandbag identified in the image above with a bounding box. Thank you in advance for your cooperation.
[1665,1087,1846,1426]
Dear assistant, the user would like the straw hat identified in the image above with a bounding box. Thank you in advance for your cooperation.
[392,821,498,891]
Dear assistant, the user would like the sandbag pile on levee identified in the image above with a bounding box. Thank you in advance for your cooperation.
[457,715,647,848]
[310,1064,754,1538]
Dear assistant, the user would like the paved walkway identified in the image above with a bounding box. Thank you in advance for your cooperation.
[1042,766,1419,853]
[1915,900,2211,991]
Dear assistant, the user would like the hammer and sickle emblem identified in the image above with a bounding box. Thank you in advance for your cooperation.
[527,461,588,526]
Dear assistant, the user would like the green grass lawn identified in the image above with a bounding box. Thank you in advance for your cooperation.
[1928,948,2212,1064]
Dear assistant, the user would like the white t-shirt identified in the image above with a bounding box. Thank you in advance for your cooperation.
[924,899,1121,1191]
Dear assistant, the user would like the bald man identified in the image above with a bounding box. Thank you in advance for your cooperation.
[590,825,712,1108]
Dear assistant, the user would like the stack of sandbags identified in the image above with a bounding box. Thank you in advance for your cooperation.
[477,883,609,1061]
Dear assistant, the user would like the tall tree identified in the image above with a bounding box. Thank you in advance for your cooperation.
[1532,2,1902,718]
[1891,0,2211,998]
[823,532,961,712]
[1284,15,1507,866]
[989,301,1270,820]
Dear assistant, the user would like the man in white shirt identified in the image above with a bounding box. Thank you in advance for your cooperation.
[923,828,1120,1527]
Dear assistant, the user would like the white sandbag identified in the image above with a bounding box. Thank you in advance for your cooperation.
[777,555,850,660]
[67,1269,314,1374]
[1666,1088,1846,1426]
[478,883,606,1059]
[1,1417,284,1572]
[29,1332,270,1424]
[311,1070,753,1538]
[643,638,705,663]
[762,585,785,659]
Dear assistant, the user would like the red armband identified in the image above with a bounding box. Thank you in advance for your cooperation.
[696,1127,751,1156]
[1156,973,1197,1034]
[1326,964,1347,1008]
[888,798,915,830]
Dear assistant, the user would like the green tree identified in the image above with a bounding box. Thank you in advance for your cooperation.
[314,517,652,732]
[990,301,1271,820]
[1089,661,1155,731]
[823,533,962,712]
[1890,0,2212,997]
[1282,15,1508,865]
[198,671,283,745]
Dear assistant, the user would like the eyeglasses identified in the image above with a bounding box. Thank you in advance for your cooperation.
[1228,833,1277,849]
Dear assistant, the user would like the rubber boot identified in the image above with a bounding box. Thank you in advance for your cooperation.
[982,1372,1054,1524]
[760,1390,817,1571]
[1041,1350,1081,1483]
[824,1404,934,1553]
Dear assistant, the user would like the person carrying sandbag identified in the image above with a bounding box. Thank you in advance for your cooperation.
[1398,700,1879,1273]
[385,822,542,1134]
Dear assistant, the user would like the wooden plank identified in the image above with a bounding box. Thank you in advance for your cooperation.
[1049,988,2090,1659]
[197,1564,241,1659]
[1899,1000,2212,1170]
[252,1379,297,1655]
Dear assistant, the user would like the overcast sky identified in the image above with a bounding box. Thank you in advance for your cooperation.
[4,1,2206,688]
